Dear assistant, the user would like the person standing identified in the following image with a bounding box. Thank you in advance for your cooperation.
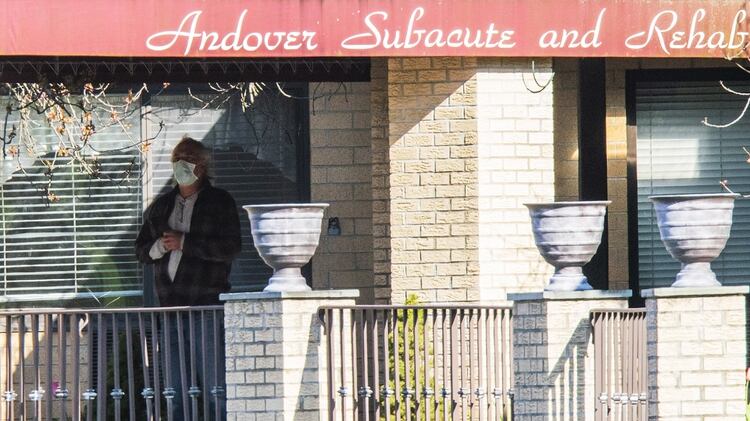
[136,136,240,420]
[136,136,241,306]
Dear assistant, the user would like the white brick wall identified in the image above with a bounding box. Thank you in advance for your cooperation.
[477,58,555,301]
[382,57,557,303]
[645,289,747,420]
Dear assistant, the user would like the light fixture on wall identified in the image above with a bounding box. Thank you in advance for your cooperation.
[327,217,341,236]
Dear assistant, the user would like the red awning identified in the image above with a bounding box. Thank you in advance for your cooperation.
[1,0,748,58]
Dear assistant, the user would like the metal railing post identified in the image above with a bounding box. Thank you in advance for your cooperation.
[591,309,647,421]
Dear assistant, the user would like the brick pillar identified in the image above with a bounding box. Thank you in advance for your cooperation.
[221,290,358,421]
[386,57,480,304]
[643,286,748,420]
[476,58,555,300]
[309,82,374,302]
[371,58,391,304]
[383,57,555,304]
[552,58,580,203]
[509,290,631,420]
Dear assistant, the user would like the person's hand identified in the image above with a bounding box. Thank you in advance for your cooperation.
[162,230,184,251]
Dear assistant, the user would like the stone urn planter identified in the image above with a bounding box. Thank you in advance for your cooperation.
[243,203,329,292]
[525,201,610,291]
[649,193,738,287]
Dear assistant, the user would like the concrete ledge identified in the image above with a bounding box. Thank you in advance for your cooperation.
[508,289,632,302]
[220,289,360,302]
[641,285,750,299]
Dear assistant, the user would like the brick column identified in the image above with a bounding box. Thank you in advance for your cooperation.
[643,286,749,420]
[386,56,480,304]
[371,58,391,304]
[221,290,358,421]
[383,57,556,304]
[309,82,374,302]
[476,58,555,300]
[509,290,631,420]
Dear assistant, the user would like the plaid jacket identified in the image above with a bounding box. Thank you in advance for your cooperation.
[135,182,242,306]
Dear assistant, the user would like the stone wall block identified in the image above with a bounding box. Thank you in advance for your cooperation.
[644,287,749,420]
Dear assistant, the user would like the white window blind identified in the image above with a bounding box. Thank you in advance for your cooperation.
[146,88,303,292]
[0,96,143,301]
[637,80,750,289]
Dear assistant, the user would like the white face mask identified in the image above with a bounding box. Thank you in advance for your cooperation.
[173,160,198,186]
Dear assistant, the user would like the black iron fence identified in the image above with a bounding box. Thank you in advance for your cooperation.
[319,305,514,421]
[1,306,225,421]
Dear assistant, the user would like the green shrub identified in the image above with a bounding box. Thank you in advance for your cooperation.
[384,294,445,420]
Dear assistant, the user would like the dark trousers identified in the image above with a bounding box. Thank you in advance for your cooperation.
[163,311,226,421]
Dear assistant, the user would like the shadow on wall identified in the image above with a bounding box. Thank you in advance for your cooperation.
[302,309,325,419]
[386,59,471,148]
[386,58,558,302]
[547,317,590,419]
[646,299,658,420]
[307,81,375,303]
[514,301,591,420]
[370,60,393,305]
[385,58,479,304]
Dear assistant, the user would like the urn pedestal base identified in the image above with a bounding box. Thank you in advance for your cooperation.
[547,266,593,291]
[265,267,311,292]
[672,262,721,288]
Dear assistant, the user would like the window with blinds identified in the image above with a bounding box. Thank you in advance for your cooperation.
[636,80,750,289]
[0,96,143,301]
[0,84,307,302]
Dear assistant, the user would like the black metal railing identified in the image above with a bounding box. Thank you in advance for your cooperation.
[319,305,514,421]
[1,306,225,421]
[591,309,648,421]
